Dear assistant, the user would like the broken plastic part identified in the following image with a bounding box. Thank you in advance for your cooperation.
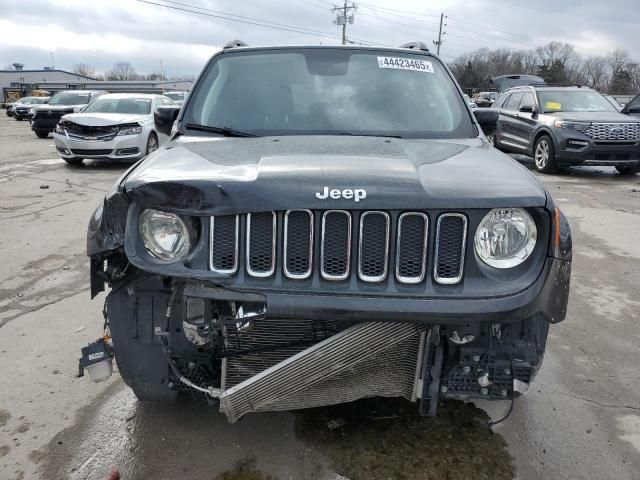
[513,378,529,394]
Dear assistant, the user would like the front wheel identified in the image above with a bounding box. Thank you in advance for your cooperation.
[533,135,557,173]
[615,164,640,175]
[146,132,158,155]
[35,130,49,139]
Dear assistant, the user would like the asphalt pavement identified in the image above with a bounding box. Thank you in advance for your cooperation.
[0,115,639,480]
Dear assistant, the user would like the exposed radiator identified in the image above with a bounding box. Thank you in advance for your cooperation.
[219,321,424,423]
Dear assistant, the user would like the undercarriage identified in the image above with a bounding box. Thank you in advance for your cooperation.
[101,273,549,422]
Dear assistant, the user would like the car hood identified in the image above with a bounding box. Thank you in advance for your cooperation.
[61,113,147,126]
[123,136,548,214]
[549,111,639,123]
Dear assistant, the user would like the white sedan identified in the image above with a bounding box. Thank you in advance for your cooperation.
[53,93,176,165]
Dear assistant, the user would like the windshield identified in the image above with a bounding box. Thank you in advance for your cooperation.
[83,97,152,114]
[49,92,93,105]
[164,92,185,101]
[625,94,640,112]
[184,49,474,138]
[538,90,616,113]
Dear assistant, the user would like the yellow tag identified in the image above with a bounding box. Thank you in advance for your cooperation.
[545,101,562,110]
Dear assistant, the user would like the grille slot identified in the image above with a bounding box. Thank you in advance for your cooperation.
[396,213,428,283]
[321,210,352,280]
[246,212,276,277]
[284,210,313,279]
[210,215,239,273]
[434,214,467,284]
[584,123,640,141]
[358,211,389,282]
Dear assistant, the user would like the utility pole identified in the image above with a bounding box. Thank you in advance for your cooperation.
[433,13,447,55]
[332,2,357,45]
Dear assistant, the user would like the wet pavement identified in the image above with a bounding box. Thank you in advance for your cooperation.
[0,115,639,479]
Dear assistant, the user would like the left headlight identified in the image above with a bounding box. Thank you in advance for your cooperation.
[138,209,194,261]
[118,126,142,136]
[474,208,537,269]
[554,120,591,131]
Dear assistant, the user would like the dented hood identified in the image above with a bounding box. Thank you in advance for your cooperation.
[123,135,548,214]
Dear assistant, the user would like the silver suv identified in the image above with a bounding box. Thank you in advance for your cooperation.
[493,85,640,175]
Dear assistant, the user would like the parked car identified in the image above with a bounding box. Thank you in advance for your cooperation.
[163,91,188,106]
[5,101,16,117]
[82,41,572,423]
[475,91,498,107]
[30,90,106,138]
[53,93,175,165]
[463,93,477,109]
[11,96,50,120]
[492,85,640,174]
[621,93,640,119]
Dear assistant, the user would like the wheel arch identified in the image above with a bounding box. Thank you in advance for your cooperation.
[531,128,557,157]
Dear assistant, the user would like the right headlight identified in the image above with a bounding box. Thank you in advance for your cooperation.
[138,209,194,261]
[474,208,537,269]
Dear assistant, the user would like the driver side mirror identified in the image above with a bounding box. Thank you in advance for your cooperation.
[154,106,181,136]
[473,108,499,137]
[519,105,535,113]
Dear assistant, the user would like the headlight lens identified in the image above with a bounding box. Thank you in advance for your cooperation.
[29,108,36,115]
[54,123,65,134]
[554,120,591,131]
[474,208,537,268]
[138,209,192,261]
[118,126,142,136]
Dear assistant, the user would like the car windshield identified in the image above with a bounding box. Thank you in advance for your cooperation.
[184,48,474,138]
[49,92,93,105]
[538,90,617,113]
[164,92,185,101]
[83,97,152,115]
[625,94,640,112]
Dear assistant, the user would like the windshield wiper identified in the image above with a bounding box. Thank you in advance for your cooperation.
[184,123,257,137]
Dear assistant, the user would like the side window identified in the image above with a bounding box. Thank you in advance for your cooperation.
[494,94,510,109]
[504,92,524,111]
[520,92,535,109]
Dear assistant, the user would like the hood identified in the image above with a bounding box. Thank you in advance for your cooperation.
[61,113,147,126]
[548,111,640,123]
[33,104,86,112]
[123,136,548,214]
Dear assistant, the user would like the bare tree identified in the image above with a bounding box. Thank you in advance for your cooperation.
[72,63,95,78]
[107,61,138,81]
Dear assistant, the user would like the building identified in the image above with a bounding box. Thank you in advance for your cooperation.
[1,64,193,103]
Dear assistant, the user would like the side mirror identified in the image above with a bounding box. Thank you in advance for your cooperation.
[473,108,499,137]
[519,105,535,113]
[154,106,180,136]
[43,99,49,104]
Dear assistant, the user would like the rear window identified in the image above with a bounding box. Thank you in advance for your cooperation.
[184,48,475,139]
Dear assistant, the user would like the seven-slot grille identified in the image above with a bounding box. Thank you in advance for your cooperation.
[584,123,640,141]
[210,211,468,284]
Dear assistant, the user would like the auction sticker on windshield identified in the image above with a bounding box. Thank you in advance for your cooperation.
[377,56,434,73]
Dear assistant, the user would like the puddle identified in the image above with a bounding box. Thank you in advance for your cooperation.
[295,398,514,480]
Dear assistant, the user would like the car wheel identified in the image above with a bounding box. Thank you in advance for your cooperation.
[63,157,84,165]
[615,165,640,175]
[146,132,158,155]
[35,130,49,139]
[14,117,22,121]
[533,135,557,173]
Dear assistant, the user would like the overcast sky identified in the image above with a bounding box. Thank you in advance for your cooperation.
[1,0,639,77]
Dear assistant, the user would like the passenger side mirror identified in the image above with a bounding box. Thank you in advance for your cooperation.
[154,106,181,136]
[519,105,535,113]
[473,108,499,137]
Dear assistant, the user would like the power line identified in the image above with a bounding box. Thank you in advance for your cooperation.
[356,1,442,19]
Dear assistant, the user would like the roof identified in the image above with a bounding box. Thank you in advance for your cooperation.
[0,68,96,80]
[216,44,437,56]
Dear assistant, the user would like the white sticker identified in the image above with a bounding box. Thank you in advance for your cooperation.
[377,56,434,73]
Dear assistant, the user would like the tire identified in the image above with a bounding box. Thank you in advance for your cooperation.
[533,135,558,173]
[615,164,640,175]
[146,132,159,155]
[63,157,84,165]
[35,130,49,139]
[14,117,22,121]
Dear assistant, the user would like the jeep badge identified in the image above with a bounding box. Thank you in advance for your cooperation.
[315,186,367,202]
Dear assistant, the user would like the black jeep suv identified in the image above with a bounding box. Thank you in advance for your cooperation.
[83,42,572,422]
[493,85,640,174]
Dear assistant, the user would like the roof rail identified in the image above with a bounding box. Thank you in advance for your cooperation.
[399,42,429,52]
[533,83,586,88]
[223,40,248,49]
